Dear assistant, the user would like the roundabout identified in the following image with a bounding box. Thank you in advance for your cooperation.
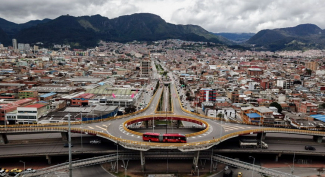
[1,82,325,152]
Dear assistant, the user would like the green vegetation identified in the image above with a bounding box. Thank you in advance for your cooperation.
[153,80,159,95]
[247,24,325,51]
[0,13,225,48]
[168,84,172,112]
[270,102,283,113]
[157,88,164,111]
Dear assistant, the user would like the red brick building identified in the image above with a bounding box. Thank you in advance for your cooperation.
[71,93,95,106]
[297,101,318,115]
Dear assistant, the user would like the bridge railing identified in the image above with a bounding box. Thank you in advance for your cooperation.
[213,154,298,177]
[21,154,119,177]
[121,115,210,138]
[21,152,297,177]
[3,126,325,152]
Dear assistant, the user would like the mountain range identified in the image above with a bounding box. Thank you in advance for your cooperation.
[213,33,255,43]
[0,13,226,48]
[247,24,325,51]
[1,13,325,51]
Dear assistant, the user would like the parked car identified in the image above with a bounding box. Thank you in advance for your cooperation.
[305,145,316,150]
[10,168,22,173]
[24,168,36,173]
[238,172,243,177]
[8,172,19,176]
[0,169,9,173]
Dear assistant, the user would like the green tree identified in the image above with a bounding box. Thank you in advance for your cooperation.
[320,103,325,109]
[270,102,283,113]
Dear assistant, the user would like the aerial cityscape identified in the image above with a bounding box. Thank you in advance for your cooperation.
[0,0,325,177]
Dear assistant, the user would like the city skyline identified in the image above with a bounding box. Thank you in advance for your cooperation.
[0,0,325,33]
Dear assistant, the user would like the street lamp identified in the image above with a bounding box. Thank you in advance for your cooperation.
[196,166,199,177]
[121,165,127,177]
[116,142,119,174]
[19,160,25,171]
[249,156,255,177]
[288,165,294,174]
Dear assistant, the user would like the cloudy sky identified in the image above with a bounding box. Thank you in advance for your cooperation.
[0,0,324,33]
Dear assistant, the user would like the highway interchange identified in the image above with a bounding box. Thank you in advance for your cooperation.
[1,60,325,150]
[1,61,325,177]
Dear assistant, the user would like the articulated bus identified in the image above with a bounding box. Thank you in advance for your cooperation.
[143,132,187,143]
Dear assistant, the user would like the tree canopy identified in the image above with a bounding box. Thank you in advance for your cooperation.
[270,102,282,113]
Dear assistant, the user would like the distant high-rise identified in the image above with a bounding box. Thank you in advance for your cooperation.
[12,39,17,50]
[141,58,151,77]
[18,43,24,51]
[305,61,318,71]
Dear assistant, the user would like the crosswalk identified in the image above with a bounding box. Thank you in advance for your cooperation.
[221,124,252,132]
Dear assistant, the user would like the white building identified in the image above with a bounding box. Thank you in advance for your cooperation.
[16,104,47,124]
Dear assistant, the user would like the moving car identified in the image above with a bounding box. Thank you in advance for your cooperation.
[305,145,316,150]
[90,140,101,144]
[64,143,73,147]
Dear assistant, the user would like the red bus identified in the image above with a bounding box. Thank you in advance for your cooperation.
[143,132,160,142]
[162,134,187,143]
[143,132,186,143]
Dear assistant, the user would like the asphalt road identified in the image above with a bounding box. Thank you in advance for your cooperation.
[43,165,113,177]
[0,142,109,156]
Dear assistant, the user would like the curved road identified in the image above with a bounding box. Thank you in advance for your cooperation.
[1,63,324,152]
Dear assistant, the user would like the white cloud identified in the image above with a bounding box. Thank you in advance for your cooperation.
[0,0,324,33]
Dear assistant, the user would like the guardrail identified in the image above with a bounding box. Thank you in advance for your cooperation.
[121,114,210,138]
[0,84,161,129]
[2,126,324,152]
[21,151,212,177]
[21,152,296,177]
[213,154,298,177]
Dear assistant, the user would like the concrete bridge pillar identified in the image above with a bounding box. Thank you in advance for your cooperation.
[192,151,200,172]
[46,155,52,164]
[257,132,266,140]
[313,136,323,143]
[0,133,8,144]
[177,120,181,128]
[275,153,281,162]
[145,120,149,128]
[61,132,68,141]
[140,151,145,172]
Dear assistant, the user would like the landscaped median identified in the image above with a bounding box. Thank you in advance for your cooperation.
[122,115,209,138]
[154,86,174,114]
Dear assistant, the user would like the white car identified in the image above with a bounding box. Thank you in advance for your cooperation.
[90,140,101,144]
[24,168,36,173]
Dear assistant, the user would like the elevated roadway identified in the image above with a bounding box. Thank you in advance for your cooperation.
[0,70,324,152]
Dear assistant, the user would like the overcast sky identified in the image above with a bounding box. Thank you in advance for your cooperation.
[0,0,324,33]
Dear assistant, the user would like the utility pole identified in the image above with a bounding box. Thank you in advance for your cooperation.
[81,111,83,151]
[166,108,167,134]
[68,114,72,177]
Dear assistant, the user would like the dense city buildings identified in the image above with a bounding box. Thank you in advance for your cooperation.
[0,39,324,130]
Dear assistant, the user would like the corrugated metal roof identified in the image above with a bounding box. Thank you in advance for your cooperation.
[40,92,56,98]
[310,114,325,122]
[246,113,261,118]
[24,103,46,108]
